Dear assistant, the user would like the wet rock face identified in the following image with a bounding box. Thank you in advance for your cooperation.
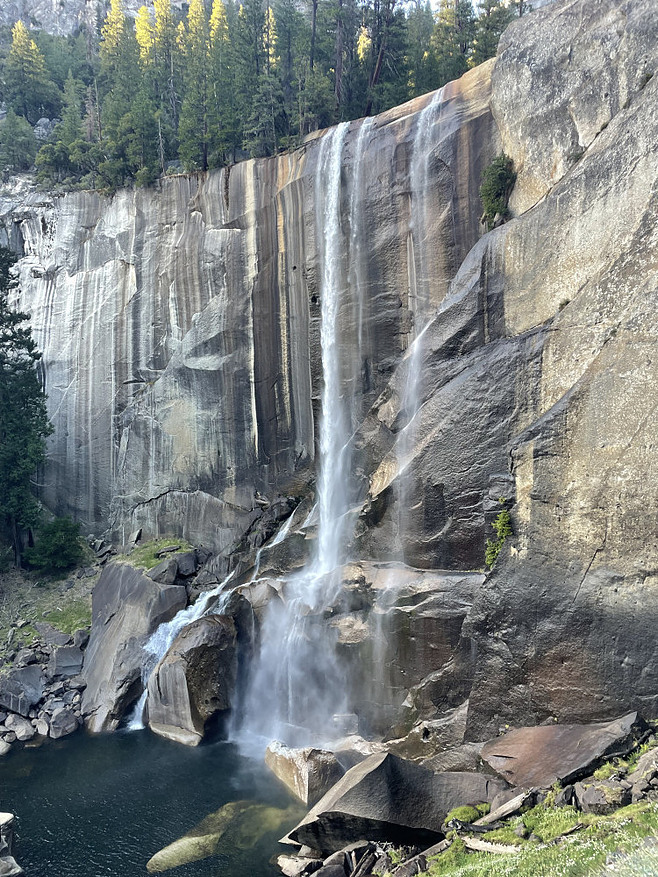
[147,615,238,746]
[81,562,187,733]
[8,63,495,554]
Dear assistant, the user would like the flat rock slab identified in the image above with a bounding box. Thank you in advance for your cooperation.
[285,752,507,855]
[48,646,83,678]
[481,712,645,789]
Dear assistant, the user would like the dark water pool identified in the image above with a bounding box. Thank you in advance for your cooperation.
[0,729,300,877]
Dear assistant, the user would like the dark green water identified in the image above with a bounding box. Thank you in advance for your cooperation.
[0,729,300,877]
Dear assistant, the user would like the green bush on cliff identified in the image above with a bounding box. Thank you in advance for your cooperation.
[485,500,513,569]
[480,153,516,230]
[24,516,86,575]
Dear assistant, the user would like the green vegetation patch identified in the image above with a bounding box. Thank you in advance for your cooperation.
[426,802,658,877]
[129,537,196,571]
[42,598,92,634]
[485,499,513,569]
[480,154,516,231]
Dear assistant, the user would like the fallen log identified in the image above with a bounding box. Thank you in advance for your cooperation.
[473,789,535,826]
[462,837,522,855]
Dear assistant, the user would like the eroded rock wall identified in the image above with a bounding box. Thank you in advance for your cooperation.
[6,63,494,553]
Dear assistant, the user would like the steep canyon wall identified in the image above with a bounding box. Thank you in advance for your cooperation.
[5,0,658,737]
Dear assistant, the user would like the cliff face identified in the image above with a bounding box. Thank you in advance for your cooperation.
[5,63,494,556]
[6,0,658,735]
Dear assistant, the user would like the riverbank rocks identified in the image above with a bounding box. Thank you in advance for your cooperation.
[147,615,237,746]
[0,666,44,717]
[265,742,345,806]
[480,713,646,788]
[82,561,187,733]
[284,752,507,855]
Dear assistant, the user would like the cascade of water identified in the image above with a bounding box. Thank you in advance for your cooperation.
[126,570,235,731]
[395,89,444,559]
[240,122,355,749]
[269,511,295,547]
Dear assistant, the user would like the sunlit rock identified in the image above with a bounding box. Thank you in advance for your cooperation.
[265,741,345,806]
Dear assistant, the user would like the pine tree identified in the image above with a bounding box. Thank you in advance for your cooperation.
[178,0,212,171]
[431,0,475,86]
[0,110,37,174]
[5,21,61,123]
[471,0,514,67]
[35,71,85,181]
[0,247,52,567]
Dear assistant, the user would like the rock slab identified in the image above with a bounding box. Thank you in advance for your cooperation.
[82,562,187,732]
[481,713,645,788]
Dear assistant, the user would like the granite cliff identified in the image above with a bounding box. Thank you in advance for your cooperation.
[4,0,658,742]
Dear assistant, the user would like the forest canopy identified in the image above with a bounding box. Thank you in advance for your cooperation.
[0,0,527,190]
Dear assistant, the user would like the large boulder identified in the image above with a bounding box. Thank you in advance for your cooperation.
[81,562,187,732]
[284,752,507,855]
[48,645,83,678]
[265,741,345,806]
[147,615,237,746]
[480,713,645,788]
[0,666,45,718]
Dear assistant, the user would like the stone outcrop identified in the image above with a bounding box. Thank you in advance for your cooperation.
[265,741,345,806]
[480,713,645,788]
[81,561,187,732]
[147,614,238,746]
[285,752,507,855]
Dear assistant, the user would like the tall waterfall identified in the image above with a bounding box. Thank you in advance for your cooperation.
[240,121,365,749]
[396,89,445,560]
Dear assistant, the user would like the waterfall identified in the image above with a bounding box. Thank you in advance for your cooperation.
[240,122,356,750]
[126,570,235,730]
[396,89,445,559]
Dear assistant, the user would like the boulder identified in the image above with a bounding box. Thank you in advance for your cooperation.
[0,666,45,717]
[49,708,80,740]
[4,715,35,742]
[48,645,83,678]
[284,753,507,855]
[73,629,89,650]
[480,713,645,788]
[574,779,631,815]
[34,717,50,737]
[0,857,23,876]
[34,623,71,646]
[0,742,11,757]
[175,551,198,577]
[81,562,187,732]
[265,742,345,806]
[147,557,179,585]
[277,854,323,877]
[147,615,237,746]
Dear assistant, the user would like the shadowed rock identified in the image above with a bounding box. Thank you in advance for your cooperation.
[0,666,45,718]
[81,562,187,733]
[481,713,646,789]
[147,615,238,746]
[284,752,507,855]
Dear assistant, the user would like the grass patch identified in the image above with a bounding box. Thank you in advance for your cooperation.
[427,802,658,877]
[129,537,196,571]
[42,598,91,634]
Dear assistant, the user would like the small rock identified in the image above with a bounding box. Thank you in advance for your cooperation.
[128,528,142,545]
[574,779,631,815]
[34,718,49,737]
[34,623,71,647]
[4,715,35,742]
[0,742,11,757]
[73,629,89,650]
[14,649,37,667]
[49,708,80,740]
[3,733,16,744]
[146,557,179,585]
[15,621,27,630]
[67,675,87,691]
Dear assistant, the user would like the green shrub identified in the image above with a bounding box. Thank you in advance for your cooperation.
[485,499,513,569]
[25,516,86,574]
[480,153,516,230]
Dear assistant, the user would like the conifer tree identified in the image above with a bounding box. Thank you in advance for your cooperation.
[471,0,514,66]
[178,0,212,171]
[5,21,61,123]
[0,247,52,568]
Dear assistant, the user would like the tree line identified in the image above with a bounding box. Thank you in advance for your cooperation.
[0,0,527,189]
